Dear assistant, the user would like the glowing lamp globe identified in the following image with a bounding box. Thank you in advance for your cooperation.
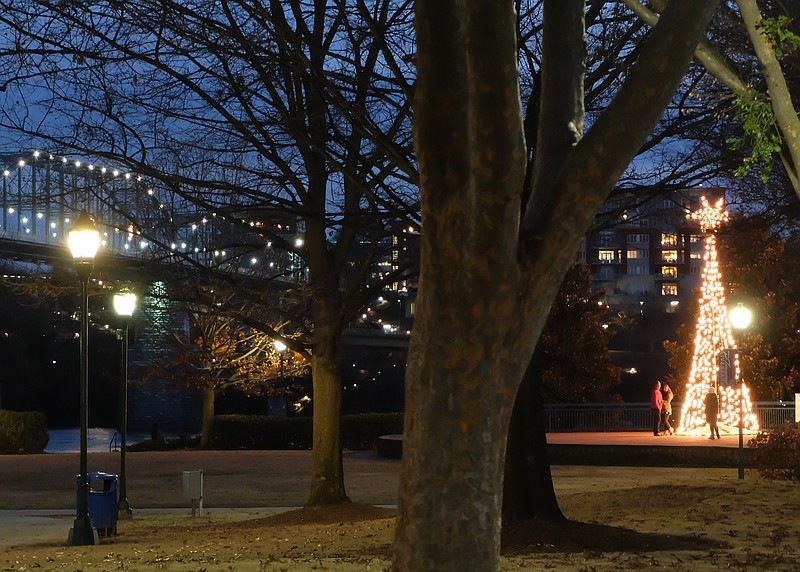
[274,340,287,352]
[67,211,100,278]
[729,304,752,331]
[113,291,137,318]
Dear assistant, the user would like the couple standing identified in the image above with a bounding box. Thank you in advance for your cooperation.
[651,381,674,436]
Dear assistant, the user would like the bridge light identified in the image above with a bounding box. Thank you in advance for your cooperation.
[18,160,24,167]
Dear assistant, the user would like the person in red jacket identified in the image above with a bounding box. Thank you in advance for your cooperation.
[651,381,664,436]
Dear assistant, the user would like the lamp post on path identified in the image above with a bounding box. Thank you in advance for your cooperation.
[729,303,752,480]
[113,290,137,518]
[67,211,100,546]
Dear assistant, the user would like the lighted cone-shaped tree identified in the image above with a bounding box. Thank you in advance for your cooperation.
[676,197,759,436]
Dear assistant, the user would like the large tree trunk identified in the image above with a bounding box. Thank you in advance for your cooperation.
[307,295,349,505]
[502,349,564,522]
[200,387,215,448]
[392,2,530,569]
[394,1,720,570]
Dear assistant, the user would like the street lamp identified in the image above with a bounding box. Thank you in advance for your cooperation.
[729,303,752,480]
[274,340,287,414]
[113,290,137,519]
[67,211,101,546]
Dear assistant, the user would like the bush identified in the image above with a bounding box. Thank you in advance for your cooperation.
[748,421,800,480]
[0,410,49,453]
[210,413,403,451]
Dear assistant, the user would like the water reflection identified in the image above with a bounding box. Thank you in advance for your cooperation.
[45,428,152,454]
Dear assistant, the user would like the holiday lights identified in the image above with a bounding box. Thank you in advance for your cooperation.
[0,150,298,272]
[677,197,759,436]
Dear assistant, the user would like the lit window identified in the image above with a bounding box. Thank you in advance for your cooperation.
[662,250,678,263]
[661,233,677,246]
[661,283,678,296]
[662,266,678,278]
[598,250,615,263]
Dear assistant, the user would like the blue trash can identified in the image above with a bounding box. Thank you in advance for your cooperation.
[76,472,118,536]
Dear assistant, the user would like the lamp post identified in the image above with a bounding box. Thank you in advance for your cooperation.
[67,211,101,546]
[275,340,286,414]
[113,290,136,519]
[729,303,752,480]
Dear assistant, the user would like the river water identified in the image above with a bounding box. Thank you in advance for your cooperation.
[45,428,154,454]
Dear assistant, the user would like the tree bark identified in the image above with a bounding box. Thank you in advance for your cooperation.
[200,387,215,448]
[394,1,720,570]
[502,349,564,522]
[392,2,528,569]
[307,295,349,505]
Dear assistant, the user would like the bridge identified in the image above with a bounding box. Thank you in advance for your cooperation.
[0,149,301,280]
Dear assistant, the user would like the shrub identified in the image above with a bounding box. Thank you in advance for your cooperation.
[748,421,800,480]
[0,410,49,453]
[209,413,403,451]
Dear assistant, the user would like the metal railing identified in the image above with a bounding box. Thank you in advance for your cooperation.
[109,431,120,452]
[543,401,796,432]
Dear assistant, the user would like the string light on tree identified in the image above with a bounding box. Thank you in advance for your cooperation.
[676,197,758,435]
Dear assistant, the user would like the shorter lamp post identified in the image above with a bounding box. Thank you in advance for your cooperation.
[67,211,101,546]
[113,290,137,519]
[729,303,752,480]
[274,340,287,415]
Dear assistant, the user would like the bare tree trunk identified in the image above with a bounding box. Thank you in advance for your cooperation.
[394,1,720,569]
[392,2,529,568]
[307,296,349,505]
[200,387,215,448]
[502,349,564,522]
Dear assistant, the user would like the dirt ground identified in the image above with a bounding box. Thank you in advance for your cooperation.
[1,451,799,570]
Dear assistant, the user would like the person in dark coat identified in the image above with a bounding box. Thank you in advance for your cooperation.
[704,387,720,439]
